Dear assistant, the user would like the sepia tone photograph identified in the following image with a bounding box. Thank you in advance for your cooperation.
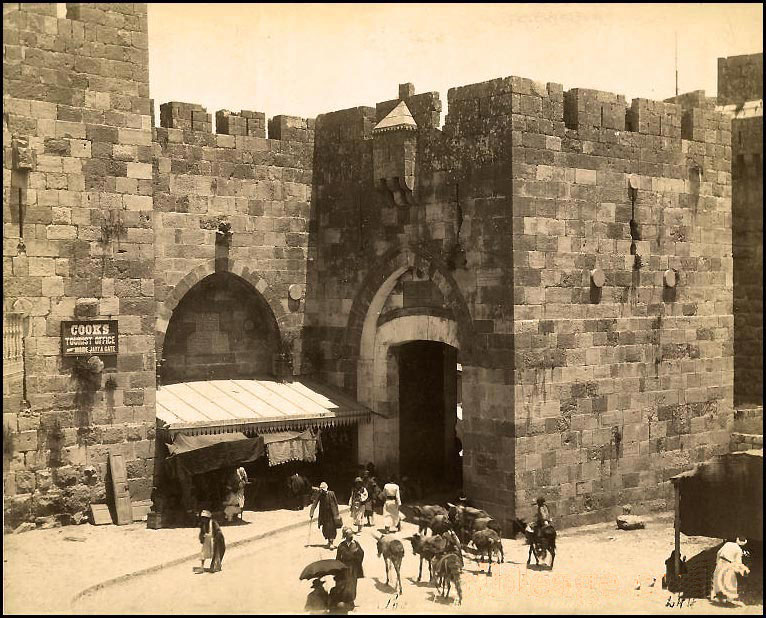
[2,2,763,614]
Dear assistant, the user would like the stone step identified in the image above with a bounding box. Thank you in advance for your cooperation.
[733,405,763,434]
[730,432,763,452]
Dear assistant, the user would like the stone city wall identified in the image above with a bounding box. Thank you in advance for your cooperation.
[500,79,732,528]
[153,103,314,380]
[731,115,763,408]
[2,3,750,530]
[721,54,764,409]
[718,53,763,106]
[307,76,734,529]
[3,2,156,527]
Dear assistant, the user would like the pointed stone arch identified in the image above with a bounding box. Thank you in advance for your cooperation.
[156,258,288,359]
[344,245,477,393]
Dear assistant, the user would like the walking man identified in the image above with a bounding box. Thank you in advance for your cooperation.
[382,477,402,533]
[362,470,378,527]
[349,477,368,534]
[198,510,226,573]
[711,537,750,606]
[309,481,342,549]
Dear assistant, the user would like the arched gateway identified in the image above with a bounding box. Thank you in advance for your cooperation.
[349,247,476,493]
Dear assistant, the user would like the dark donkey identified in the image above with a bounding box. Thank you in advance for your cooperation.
[432,552,462,605]
[406,533,447,582]
[511,518,556,569]
[286,472,312,510]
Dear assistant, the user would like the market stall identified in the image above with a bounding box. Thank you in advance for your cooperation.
[669,449,763,598]
[151,377,373,524]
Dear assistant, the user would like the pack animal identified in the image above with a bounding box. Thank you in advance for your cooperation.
[376,535,405,594]
[411,505,448,534]
[286,473,312,510]
[470,529,503,575]
[449,505,505,563]
[429,514,451,536]
[431,552,462,605]
[471,517,504,563]
[406,533,447,582]
[448,504,491,542]
[512,518,556,569]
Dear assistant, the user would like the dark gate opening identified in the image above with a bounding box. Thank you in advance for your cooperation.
[398,340,461,497]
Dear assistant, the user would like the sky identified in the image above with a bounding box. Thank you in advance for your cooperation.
[147,3,763,127]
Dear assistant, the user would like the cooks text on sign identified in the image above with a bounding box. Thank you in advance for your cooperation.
[61,320,119,356]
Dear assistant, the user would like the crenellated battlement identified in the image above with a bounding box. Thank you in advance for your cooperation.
[314,106,377,142]
[625,98,682,137]
[157,101,313,143]
[160,102,212,132]
[444,74,731,145]
[216,109,266,138]
[268,115,314,143]
[564,88,628,131]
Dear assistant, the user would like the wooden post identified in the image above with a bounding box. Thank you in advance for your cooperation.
[674,480,681,577]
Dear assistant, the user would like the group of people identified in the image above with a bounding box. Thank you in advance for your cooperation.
[309,465,406,549]
[303,465,407,613]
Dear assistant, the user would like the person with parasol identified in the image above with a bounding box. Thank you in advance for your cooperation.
[304,578,330,613]
[299,559,349,613]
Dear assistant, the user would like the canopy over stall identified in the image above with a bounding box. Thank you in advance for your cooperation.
[156,377,373,439]
[669,449,763,577]
[671,449,763,542]
[166,432,265,475]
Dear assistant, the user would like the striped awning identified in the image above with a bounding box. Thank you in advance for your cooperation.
[156,377,373,437]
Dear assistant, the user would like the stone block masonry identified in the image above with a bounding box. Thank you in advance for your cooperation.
[2,3,752,531]
[718,53,763,106]
[717,54,763,408]
[307,73,735,532]
[153,101,313,374]
[498,76,733,528]
[3,2,156,528]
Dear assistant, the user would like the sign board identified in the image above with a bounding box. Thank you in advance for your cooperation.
[61,320,118,356]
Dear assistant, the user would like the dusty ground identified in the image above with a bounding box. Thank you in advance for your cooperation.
[2,505,324,614]
[48,512,762,615]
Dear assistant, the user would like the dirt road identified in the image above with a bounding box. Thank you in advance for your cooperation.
[74,514,762,614]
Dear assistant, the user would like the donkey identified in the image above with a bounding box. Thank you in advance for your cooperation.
[471,529,503,575]
[406,533,447,582]
[376,534,405,594]
[471,517,504,563]
[512,517,557,569]
[431,552,463,605]
[429,514,452,536]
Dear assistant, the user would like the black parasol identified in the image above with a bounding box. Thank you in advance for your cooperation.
[299,559,349,580]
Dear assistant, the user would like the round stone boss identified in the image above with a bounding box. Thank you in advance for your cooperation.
[590,268,606,288]
[288,284,304,301]
[663,269,677,288]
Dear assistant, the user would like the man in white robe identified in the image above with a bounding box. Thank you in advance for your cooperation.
[711,537,750,606]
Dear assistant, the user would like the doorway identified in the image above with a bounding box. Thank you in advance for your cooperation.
[398,340,461,495]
